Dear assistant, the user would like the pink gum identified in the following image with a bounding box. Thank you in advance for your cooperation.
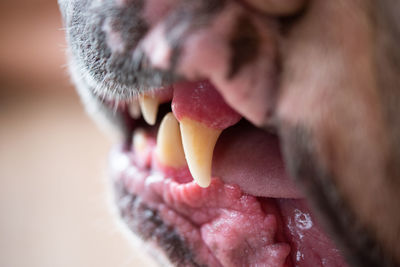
[172,80,241,130]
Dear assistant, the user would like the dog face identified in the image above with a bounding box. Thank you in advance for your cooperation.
[58,0,400,266]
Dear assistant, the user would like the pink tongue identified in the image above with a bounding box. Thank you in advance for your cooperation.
[172,80,241,129]
[213,123,302,198]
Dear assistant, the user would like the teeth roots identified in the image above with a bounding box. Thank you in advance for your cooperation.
[139,95,159,125]
[180,118,221,188]
[156,113,186,168]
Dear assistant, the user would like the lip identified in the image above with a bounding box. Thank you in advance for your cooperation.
[67,46,352,265]
[108,103,348,266]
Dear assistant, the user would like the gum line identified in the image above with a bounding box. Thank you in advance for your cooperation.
[110,146,291,267]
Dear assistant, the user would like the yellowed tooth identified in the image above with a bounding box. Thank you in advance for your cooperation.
[139,95,159,125]
[156,112,186,168]
[180,117,221,188]
[128,100,141,119]
[133,128,148,155]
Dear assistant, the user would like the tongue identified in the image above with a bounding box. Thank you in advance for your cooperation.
[213,121,302,198]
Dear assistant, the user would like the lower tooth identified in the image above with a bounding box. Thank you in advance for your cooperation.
[133,128,148,156]
[179,117,222,188]
[156,112,187,168]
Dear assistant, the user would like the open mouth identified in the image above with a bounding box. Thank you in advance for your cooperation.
[107,80,348,266]
[59,0,400,265]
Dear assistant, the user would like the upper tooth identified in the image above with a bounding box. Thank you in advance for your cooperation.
[179,117,221,188]
[139,95,159,125]
[128,100,141,119]
[156,112,186,168]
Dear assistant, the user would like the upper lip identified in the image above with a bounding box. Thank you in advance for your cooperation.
[103,80,302,199]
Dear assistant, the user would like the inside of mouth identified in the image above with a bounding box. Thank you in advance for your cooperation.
[110,80,348,267]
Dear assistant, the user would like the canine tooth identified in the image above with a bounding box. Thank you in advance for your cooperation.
[180,118,221,188]
[156,113,186,168]
[128,100,141,119]
[139,95,159,125]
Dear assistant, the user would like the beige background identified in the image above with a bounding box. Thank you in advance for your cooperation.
[0,1,156,266]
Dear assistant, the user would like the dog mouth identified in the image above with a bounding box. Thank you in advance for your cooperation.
[107,80,348,266]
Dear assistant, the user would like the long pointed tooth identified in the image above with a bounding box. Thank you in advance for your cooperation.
[128,100,141,119]
[139,95,159,125]
[156,112,186,168]
[180,117,222,188]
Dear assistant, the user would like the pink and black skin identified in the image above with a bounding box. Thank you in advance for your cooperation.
[58,0,400,266]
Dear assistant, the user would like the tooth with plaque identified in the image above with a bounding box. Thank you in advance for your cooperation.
[139,95,159,125]
[156,112,186,168]
[180,117,222,187]
[172,81,241,188]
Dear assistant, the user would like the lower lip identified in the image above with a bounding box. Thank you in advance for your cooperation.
[109,142,349,267]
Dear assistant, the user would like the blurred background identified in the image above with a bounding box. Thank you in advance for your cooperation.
[0,1,155,266]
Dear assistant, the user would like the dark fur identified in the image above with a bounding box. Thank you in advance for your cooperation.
[228,15,260,79]
[61,0,174,100]
[114,180,203,267]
